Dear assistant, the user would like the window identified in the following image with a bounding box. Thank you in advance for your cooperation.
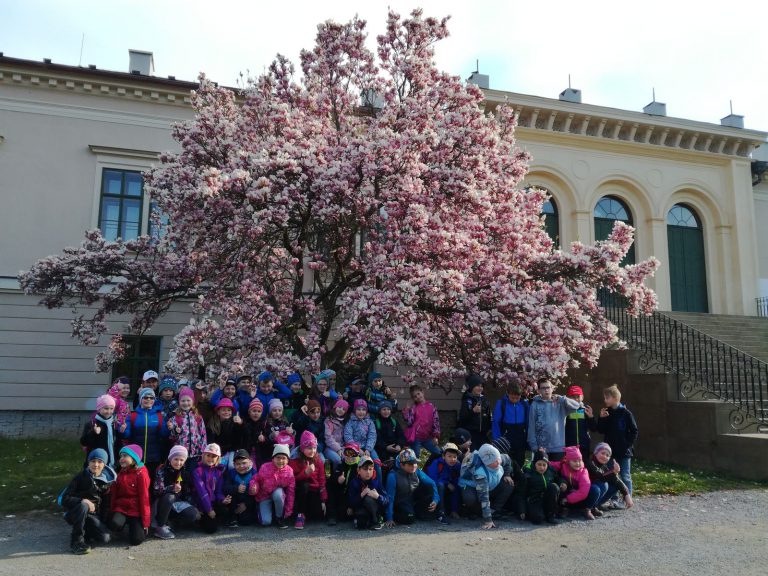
[110,335,161,397]
[98,169,144,241]
[148,200,170,241]
[542,198,559,247]
[594,195,635,265]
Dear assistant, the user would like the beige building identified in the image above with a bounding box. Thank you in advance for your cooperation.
[1,54,766,433]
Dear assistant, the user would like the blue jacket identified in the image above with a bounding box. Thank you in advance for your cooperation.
[209,389,241,414]
[425,457,461,486]
[384,465,439,521]
[255,382,292,419]
[492,397,529,440]
[344,415,377,453]
[347,472,389,508]
[124,404,170,464]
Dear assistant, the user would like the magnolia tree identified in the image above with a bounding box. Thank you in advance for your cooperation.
[21,10,659,390]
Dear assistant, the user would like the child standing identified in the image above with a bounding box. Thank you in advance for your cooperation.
[527,380,581,462]
[109,444,151,546]
[243,399,271,466]
[223,449,258,526]
[61,448,115,554]
[205,398,244,468]
[347,455,388,530]
[425,443,462,522]
[289,431,327,529]
[81,394,123,469]
[523,451,561,524]
[343,377,367,405]
[152,445,200,539]
[596,384,638,499]
[283,372,307,420]
[123,388,170,478]
[157,375,179,420]
[458,374,492,450]
[308,373,339,417]
[402,385,442,458]
[491,382,529,468]
[365,372,398,416]
[266,398,294,452]
[384,448,439,527]
[251,444,296,528]
[168,387,207,465]
[191,443,230,533]
[323,399,349,466]
[564,385,595,458]
[290,399,325,460]
[344,399,378,459]
[374,400,405,471]
[255,371,292,413]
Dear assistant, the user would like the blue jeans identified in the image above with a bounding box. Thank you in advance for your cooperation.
[592,481,611,506]
[324,447,342,465]
[259,487,285,525]
[411,439,441,458]
[617,457,632,495]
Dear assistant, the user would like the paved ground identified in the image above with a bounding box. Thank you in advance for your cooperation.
[1,489,767,576]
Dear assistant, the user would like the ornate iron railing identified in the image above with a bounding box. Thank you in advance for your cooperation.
[757,296,768,318]
[600,290,768,432]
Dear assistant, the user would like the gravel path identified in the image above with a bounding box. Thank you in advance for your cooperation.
[1,489,767,576]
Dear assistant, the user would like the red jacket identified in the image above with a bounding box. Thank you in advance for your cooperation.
[110,465,151,528]
[289,454,327,502]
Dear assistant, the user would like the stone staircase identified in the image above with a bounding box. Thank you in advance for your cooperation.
[662,312,768,363]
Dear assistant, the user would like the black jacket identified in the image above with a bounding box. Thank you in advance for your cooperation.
[596,404,638,457]
[374,415,407,457]
[60,467,116,515]
[458,393,491,435]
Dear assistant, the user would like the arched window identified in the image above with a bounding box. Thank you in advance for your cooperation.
[594,195,635,265]
[542,197,559,247]
[667,203,707,312]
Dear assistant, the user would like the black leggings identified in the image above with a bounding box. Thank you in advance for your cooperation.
[155,493,200,527]
[353,496,382,529]
[109,512,146,545]
[293,482,325,521]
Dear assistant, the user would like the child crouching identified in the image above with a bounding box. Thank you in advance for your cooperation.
[153,445,200,539]
[109,444,151,546]
[191,443,230,533]
[523,451,561,524]
[348,455,388,530]
[251,444,295,528]
[384,448,439,527]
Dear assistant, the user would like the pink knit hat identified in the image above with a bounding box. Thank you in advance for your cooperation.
[564,446,583,462]
[178,387,195,403]
[353,399,368,411]
[300,430,318,449]
[216,398,235,412]
[249,398,263,411]
[333,398,349,412]
[95,394,116,411]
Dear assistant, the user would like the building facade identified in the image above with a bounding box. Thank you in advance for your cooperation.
[1,54,766,432]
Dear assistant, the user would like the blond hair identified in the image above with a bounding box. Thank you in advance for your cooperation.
[603,384,622,402]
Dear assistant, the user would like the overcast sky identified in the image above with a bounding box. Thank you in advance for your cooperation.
[2,0,767,133]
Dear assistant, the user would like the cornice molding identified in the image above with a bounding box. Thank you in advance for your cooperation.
[88,145,160,160]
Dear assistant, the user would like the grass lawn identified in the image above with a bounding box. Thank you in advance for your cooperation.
[0,438,84,514]
[1,439,766,515]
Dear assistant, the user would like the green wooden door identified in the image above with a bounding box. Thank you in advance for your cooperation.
[667,205,708,312]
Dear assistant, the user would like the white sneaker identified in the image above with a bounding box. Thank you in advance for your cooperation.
[154,525,175,539]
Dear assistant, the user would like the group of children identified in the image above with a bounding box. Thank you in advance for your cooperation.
[62,369,638,554]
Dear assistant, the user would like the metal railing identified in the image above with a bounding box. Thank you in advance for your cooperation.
[757,296,768,318]
[600,290,768,430]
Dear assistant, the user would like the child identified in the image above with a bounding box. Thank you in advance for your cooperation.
[527,379,581,462]
[326,441,360,525]
[107,376,131,429]
[384,448,439,527]
[587,442,634,516]
[243,398,271,465]
[80,394,123,469]
[283,372,307,420]
[251,444,296,528]
[152,445,200,539]
[289,431,327,529]
[344,399,378,459]
[343,377,367,405]
[365,372,398,416]
[491,381,529,468]
[458,373,492,450]
[61,448,115,554]
[223,449,258,526]
[206,398,244,468]
[109,444,151,546]
[123,388,170,478]
[596,384,638,501]
[191,443,230,533]
[266,398,294,450]
[157,375,179,419]
[458,444,514,529]
[374,400,405,471]
[523,450,561,524]
[210,377,241,414]
[549,446,600,520]
[234,374,257,420]
[168,387,208,465]
[450,428,473,460]
[134,370,160,408]
[347,455,389,530]
[425,443,462,523]
[192,379,214,425]
[402,384,441,458]
[564,385,595,459]
[255,371,292,413]
[308,373,339,417]
[290,399,325,460]
[323,399,349,465]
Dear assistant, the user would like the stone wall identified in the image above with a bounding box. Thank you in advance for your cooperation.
[0,410,90,439]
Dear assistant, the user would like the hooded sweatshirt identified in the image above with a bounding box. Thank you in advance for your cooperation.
[549,449,591,505]
[527,394,580,454]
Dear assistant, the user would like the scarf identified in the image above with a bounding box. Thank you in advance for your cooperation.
[94,413,115,467]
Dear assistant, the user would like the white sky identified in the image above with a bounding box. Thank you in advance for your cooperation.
[2,0,767,131]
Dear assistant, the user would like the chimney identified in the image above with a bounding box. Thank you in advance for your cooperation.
[128,50,154,75]
[643,100,667,116]
[559,88,582,104]
[467,60,489,89]
[721,102,744,129]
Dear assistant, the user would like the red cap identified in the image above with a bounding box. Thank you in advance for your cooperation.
[566,385,584,397]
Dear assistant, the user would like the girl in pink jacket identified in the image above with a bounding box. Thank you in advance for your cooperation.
[249,444,295,528]
[402,385,442,458]
[549,446,601,520]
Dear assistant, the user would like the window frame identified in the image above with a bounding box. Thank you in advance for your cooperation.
[97,168,144,242]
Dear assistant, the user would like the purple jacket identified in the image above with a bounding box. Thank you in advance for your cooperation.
[191,463,225,514]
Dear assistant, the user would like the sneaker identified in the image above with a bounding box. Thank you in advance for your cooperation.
[371,520,384,530]
[436,514,450,525]
[583,509,595,521]
[227,519,239,528]
[275,517,288,529]
[591,507,604,518]
[294,513,305,530]
[154,525,175,539]
[70,539,91,555]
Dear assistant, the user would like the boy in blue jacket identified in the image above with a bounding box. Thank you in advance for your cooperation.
[425,443,462,523]
[384,449,439,527]
[223,449,258,526]
[491,382,529,467]
[347,455,389,530]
